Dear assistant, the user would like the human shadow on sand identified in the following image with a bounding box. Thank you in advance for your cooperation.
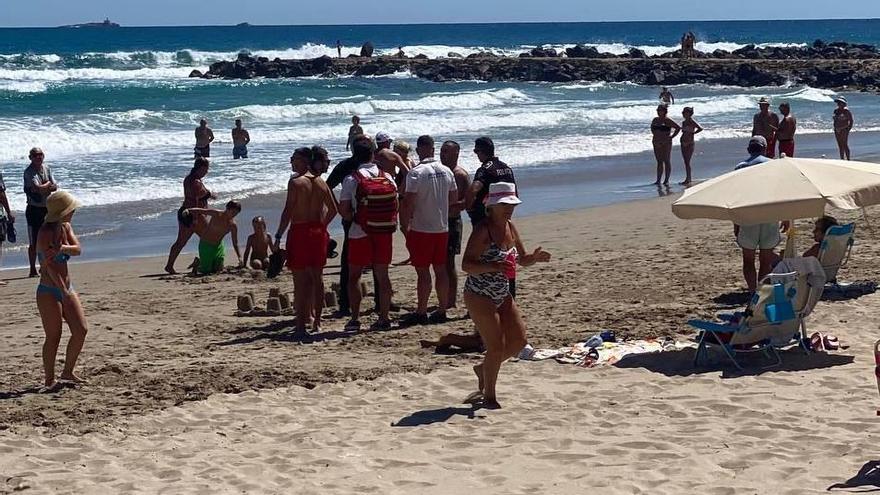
[711,290,752,308]
[614,347,854,378]
[393,405,486,427]
[828,460,880,492]
[212,319,358,347]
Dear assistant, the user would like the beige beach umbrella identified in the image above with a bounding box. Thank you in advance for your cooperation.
[672,157,880,225]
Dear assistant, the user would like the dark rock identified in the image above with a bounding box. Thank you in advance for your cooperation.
[414,54,429,59]
[447,52,463,58]
[530,47,559,58]
[188,69,203,78]
[647,69,665,85]
[628,48,648,59]
[237,52,252,62]
[565,45,601,58]
[813,39,826,49]
[360,42,374,58]
[257,56,269,63]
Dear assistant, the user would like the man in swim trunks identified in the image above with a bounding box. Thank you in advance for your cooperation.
[659,87,675,105]
[465,137,516,226]
[751,97,780,158]
[441,140,470,308]
[734,136,787,293]
[185,200,242,275]
[346,116,363,151]
[23,147,57,278]
[399,135,457,326]
[338,135,397,332]
[776,102,797,157]
[232,119,250,159]
[194,119,214,158]
[274,147,338,335]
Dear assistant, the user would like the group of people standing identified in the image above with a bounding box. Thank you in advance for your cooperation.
[650,90,855,186]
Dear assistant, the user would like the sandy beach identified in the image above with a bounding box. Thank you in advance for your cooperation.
[2,192,880,493]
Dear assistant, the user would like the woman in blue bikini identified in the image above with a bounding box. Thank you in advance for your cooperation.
[462,182,550,409]
[35,191,88,391]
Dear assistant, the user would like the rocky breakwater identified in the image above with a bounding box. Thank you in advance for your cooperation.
[193,41,880,91]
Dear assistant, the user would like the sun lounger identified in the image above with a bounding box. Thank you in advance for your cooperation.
[689,257,826,370]
[819,223,855,284]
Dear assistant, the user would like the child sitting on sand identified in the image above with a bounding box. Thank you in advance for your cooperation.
[183,201,243,275]
[243,216,275,270]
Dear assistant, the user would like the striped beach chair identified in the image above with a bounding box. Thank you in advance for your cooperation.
[690,258,825,370]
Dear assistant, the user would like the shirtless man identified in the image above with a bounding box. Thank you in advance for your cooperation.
[194,119,215,158]
[184,201,242,275]
[440,140,470,308]
[232,119,250,159]
[374,131,410,179]
[776,102,797,157]
[274,147,338,335]
[659,87,674,105]
[751,97,780,158]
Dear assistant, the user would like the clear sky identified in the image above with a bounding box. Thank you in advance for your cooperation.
[2,0,880,27]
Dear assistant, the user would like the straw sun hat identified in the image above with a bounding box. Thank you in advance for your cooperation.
[45,190,80,222]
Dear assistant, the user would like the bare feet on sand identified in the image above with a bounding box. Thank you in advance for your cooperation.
[59,372,88,384]
[164,265,178,275]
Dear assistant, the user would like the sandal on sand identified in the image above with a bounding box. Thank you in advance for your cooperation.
[824,334,840,351]
[38,382,64,394]
[344,319,361,333]
[463,391,484,404]
[810,332,826,352]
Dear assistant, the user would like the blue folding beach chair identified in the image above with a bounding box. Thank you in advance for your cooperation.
[818,223,855,284]
[689,271,815,370]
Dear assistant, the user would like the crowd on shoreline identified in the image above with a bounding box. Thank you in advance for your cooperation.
[650,88,854,186]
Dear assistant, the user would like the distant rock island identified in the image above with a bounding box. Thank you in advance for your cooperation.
[60,18,120,29]
[236,22,251,27]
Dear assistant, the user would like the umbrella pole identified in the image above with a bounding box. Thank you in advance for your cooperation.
[862,207,875,235]
[783,220,796,259]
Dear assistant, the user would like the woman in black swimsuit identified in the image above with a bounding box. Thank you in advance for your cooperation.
[651,104,681,186]
[165,157,213,274]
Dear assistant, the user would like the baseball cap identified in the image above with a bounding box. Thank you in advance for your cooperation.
[758,97,770,105]
[375,132,392,144]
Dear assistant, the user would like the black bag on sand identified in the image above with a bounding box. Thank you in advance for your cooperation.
[267,249,286,279]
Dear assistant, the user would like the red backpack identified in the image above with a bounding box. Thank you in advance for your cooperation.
[353,170,398,234]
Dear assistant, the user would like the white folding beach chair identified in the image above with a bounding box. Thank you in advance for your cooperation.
[818,223,855,284]
[689,257,825,370]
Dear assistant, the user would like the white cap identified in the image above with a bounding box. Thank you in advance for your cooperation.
[375,132,392,144]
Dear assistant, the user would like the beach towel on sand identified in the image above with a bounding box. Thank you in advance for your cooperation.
[198,240,225,274]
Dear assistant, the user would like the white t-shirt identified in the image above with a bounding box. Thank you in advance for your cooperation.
[405,158,456,233]
[340,163,397,239]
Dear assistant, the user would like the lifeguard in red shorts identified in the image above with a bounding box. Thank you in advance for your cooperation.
[399,135,458,326]
[274,147,337,336]
[338,135,398,333]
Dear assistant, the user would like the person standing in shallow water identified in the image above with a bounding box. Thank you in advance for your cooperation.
[833,96,853,160]
[776,102,797,157]
[679,106,703,185]
[194,119,214,158]
[36,191,88,392]
[23,147,57,278]
[751,97,779,158]
[651,105,680,186]
[231,118,250,159]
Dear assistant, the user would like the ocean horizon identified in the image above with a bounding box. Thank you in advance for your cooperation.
[1,18,879,268]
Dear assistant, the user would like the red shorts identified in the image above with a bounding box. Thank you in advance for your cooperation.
[406,230,449,267]
[778,140,795,158]
[286,222,329,270]
[348,233,393,267]
[764,137,776,158]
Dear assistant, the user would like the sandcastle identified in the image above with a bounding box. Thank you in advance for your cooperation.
[235,288,294,317]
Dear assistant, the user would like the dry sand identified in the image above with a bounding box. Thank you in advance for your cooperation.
[2,195,880,493]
